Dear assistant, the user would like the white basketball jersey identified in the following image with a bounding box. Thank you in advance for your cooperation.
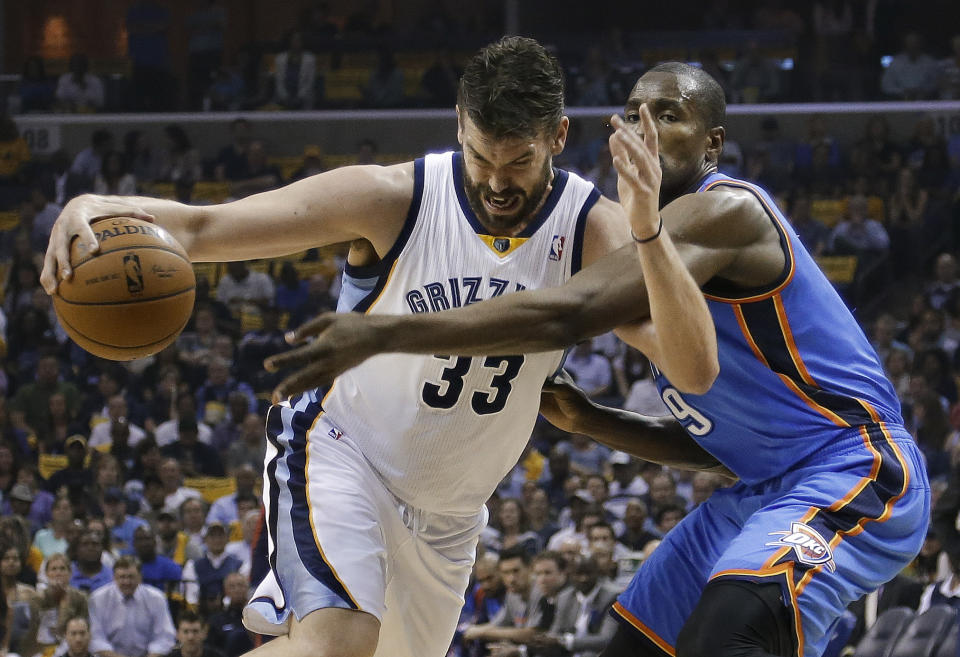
[322,151,601,514]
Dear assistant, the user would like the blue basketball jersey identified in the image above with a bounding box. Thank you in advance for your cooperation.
[653,172,903,484]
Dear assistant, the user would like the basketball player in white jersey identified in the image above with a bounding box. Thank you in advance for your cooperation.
[42,37,717,657]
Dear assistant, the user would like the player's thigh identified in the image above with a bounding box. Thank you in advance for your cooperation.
[287,607,381,657]
[264,403,393,621]
[612,485,749,653]
[710,434,929,656]
[375,508,486,657]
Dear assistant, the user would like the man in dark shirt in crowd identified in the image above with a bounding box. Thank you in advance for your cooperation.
[47,435,93,496]
[161,418,224,477]
[133,525,182,596]
[11,354,80,434]
[206,572,253,657]
[166,610,224,657]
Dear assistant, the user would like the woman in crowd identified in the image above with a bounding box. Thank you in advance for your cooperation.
[481,497,541,558]
[32,495,73,560]
[93,150,137,196]
[35,552,88,656]
[0,543,39,657]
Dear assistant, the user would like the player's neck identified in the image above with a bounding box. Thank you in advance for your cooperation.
[662,163,719,206]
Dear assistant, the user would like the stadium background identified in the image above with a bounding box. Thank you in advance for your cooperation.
[0,1,958,656]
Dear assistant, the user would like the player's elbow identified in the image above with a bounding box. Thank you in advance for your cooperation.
[672,357,719,396]
[540,290,594,350]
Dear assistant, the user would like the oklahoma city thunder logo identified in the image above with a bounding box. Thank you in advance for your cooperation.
[767,522,836,571]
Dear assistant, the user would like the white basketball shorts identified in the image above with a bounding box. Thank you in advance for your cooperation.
[243,392,487,657]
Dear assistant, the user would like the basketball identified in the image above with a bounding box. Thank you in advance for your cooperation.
[52,217,196,361]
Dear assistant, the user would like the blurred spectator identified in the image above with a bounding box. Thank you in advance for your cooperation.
[917,551,960,611]
[25,172,62,253]
[362,48,405,108]
[420,49,461,107]
[187,0,227,109]
[646,472,688,521]
[161,418,224,477]
[788,191,829,256]
[273,31,317,110]
[858,115,902,179]
[482,498,541,558]
[237,307,286,389]
[46,436,92,499]
[178,305,222,371]
[584,145,618,201]
[564,342,612,398]
[158,459,202,514]
[210,392,252,452]
[90,395,147,450]
[195,358,255,428]
[181,522,241,606]
[155,510,202,567]
[55,54,104,113]
[882,32,940,100]
[11,354,80,438]
[205,572,252,657]
[32,495,73,558]
[93,151,137,196]
[206,465,257,528]
[289,145,325,182]
[178,498,207,556]
[71,129,114,182]
[690,472,724,507]
[572,47,615,106]
[206,63,246,112]
[654,503,685,536]
[223,414,266,472]
[18,56,55,113]
[70,529,112,594]
[461,547,536,646]
[169,609,224,657]
[126,0,173,111]
[0,114,31,192]
[216,261,275,315]
[38,557,88,655]
[927,253,960,310]
[887,167,928,271]
[556,434,610,477]
[274,261,310,319]
[213,118,252,181]
[730,42,780,103]
[617,500,658,552]
[539,556,620,657]
[88,555,176,657]
[940,34,960,100]
[828,194,890,254]
[56,616,96,657]
[1,542,39,657]
[155,393,213,447]
[103,488,148,553]
[124,130,162,184]
[132,525,182,596]
[228,140,283,198]
[159,125,202,184]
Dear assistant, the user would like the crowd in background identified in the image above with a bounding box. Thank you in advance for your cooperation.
[0,5,957,657]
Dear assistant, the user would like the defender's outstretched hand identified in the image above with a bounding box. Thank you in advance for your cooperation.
[264,311,379,403]
[609,106,662,241]
[41,195,156,294]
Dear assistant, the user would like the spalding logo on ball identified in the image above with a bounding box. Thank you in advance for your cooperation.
[52,217,196,361]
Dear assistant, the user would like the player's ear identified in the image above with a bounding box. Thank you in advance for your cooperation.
[705,126,724,164]
[456,106,465,145]
[551,116,570,156]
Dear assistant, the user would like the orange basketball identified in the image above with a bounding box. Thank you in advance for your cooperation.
[52,217,196,361]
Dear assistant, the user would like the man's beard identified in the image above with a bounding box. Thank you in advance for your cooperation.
[463,159,552,234]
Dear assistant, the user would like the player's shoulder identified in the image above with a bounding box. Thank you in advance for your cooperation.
[667,185,776,249]
[579,194,632,268]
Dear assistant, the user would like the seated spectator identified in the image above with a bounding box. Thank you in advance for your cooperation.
[788,191,830,256]
[882,31,941,100]
[646,471,689,519]
[178,304,223,371]
[213,118,252,182]
[462,547,535,647]
[205,572,252,657]
[93,151,137,196]
[90,395,148,450]
[155,393,214,448]
[362,48,405,108]
[223,414,266,472]
[210,392,252,452]
[237,306,286,389]
[1,542,40,657]
[11,354,81,438]
[88,555,176,657]
[179,498,208,557]
[482,498,542,558]
[216,261,275,316]
[289,273,337,327]
[168,609,224,657]
[207,465,257,527]
[654,503,686,537]
[55,54,105,112]
[37,554,88,654]
[33,494,73,558]
[525,488,559,550]
[272,30,316,110]
[19,56,55,112]
[536,556,620,657]
[195,358,256,428]
[71,129,114,182]
[162,418,224,477]
[586,522,630,563]
[827,194,890,254]
[70,528,113,594]
[158,125,202,184]
[154,510,202,568]
[46,435,93,497]
[223,505,258,575]
[617,499,658,552]
[181,522,242,606]
[228,140,283,198]
[124,130,162,184]
[103,488,148,553]
[25,171,62,254]
[556,434,610,476]
[132,525,182,596]
[564,341,612,397]
[918,551,960,611]
[159,458,202,513]
[690,472,725,507]
[54,616,96,657]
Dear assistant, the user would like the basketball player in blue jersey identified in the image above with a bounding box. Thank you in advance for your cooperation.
[40,40,720,657]
[268,64,931,657]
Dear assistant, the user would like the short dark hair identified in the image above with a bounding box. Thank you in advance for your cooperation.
[498,545,531,565]
[177,609,206,627]
[647,62,726,129]
[457,36,564,139]
[114,555,141,572]
[533,550,567,572]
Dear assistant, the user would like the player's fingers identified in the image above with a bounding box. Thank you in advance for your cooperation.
[272,364,331,405]
[41,246,59,295]
[286,312,336,344]
[263,342,318,372]
[639,104,659,157]
[611,154,642,188]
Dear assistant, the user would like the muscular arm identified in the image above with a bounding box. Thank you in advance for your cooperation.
[41,163,415,294]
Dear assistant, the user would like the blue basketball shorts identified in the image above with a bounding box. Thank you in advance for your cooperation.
[613,423,930,657]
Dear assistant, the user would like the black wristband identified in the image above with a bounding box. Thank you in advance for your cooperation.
[631,217,663,244]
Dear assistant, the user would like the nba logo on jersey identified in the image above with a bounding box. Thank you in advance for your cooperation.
[327,427,343,440]
[549,235,566,261]
[767,522,836,571]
